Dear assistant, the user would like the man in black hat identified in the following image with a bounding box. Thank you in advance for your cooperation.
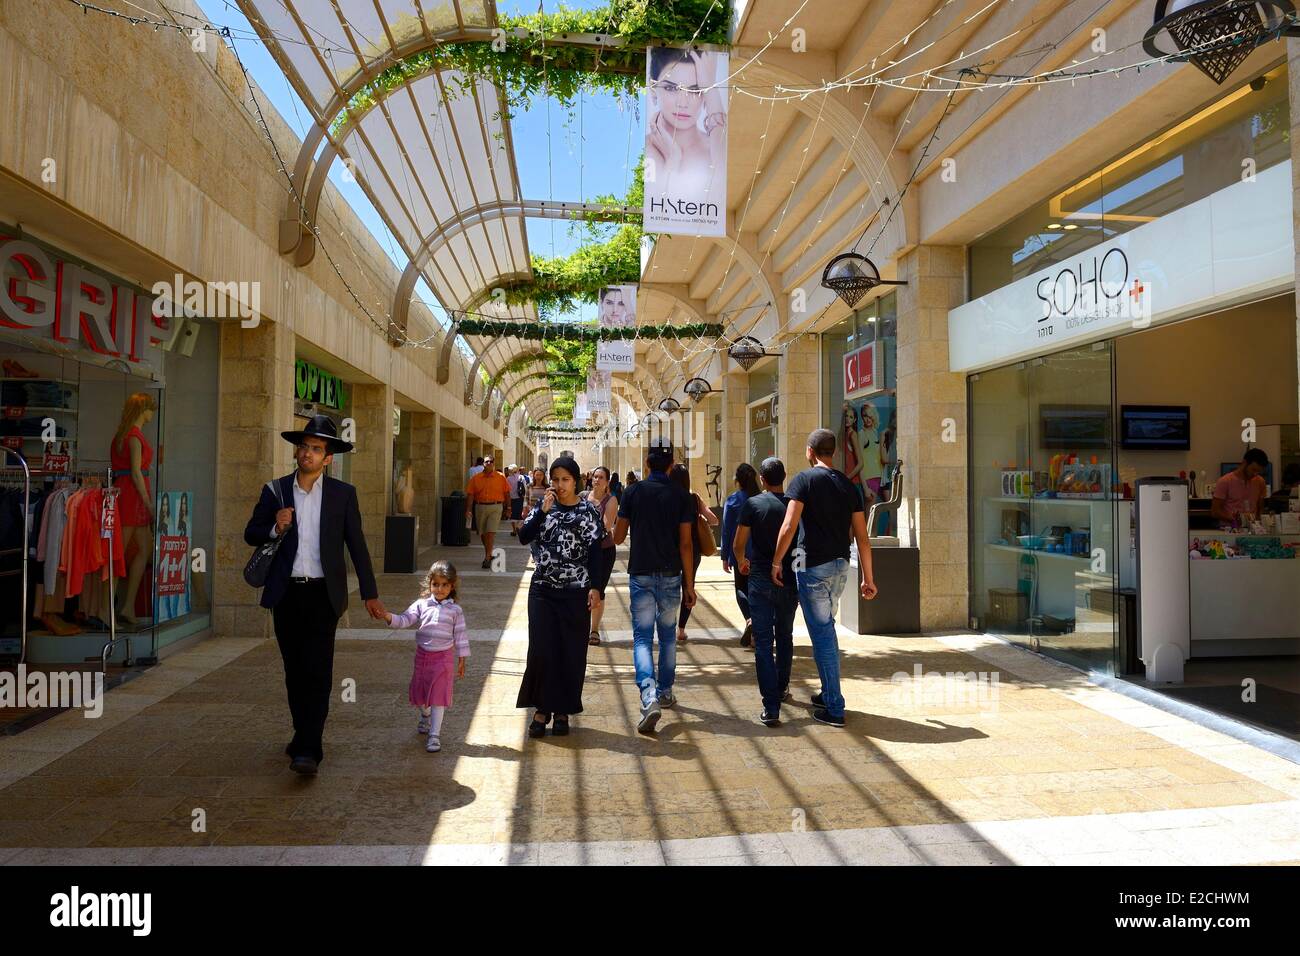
[244,414,386,775]
[612,437,696,734]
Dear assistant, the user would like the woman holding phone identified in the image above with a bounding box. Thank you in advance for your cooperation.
[516,458,613,738]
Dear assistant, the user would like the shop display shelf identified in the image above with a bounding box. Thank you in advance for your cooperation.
[0,377,78,385]
[987,496,1111,507]
[986,543,1091,563]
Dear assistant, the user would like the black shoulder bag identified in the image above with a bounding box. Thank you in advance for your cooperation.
[243,480,286,588]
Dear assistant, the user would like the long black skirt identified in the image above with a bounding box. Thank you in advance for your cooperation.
[516,584,591,715]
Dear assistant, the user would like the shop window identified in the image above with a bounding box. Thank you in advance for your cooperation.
[968,341,1118,674]
[821,293,898,533]
[970,65,1289,298]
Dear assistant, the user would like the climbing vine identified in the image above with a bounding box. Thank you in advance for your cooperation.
[331,0,730,133]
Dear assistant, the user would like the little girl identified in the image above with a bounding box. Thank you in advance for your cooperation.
[386,560,469,753]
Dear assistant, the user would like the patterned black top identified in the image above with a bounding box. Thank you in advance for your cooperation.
[518,499,612,594]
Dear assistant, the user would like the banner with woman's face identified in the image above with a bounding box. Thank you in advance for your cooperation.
[596,284,637,371]
[644,46,729,237]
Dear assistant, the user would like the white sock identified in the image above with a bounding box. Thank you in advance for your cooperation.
[429,706,446,736]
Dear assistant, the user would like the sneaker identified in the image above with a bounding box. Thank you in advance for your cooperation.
[426,734,441,753]
[740,622,753,648]
[810,692,824,708]
[416,714,431,735]
[658,690,677,708]
[481,559,492,569]
[812,707,845,728]
[637,699,662,735]
[781,689,793,704]
[759,709,781,728]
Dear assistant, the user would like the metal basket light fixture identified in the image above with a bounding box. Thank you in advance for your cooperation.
[727,336,773,372]
[1143,0,1298,85]
[683,377,720,403]
[658,397,682,414]
[820,252,906,309]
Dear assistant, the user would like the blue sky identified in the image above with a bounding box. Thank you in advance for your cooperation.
[197,0,640,325]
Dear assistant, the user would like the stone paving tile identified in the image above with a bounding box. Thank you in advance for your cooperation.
[0,546,1294,861]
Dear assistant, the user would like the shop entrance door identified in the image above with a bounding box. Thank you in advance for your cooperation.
[969,341,1119,674]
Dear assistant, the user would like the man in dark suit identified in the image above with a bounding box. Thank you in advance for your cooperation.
[245,415,386,775]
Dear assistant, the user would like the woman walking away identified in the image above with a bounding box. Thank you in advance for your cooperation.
[721,463,760,650]
[584,467,620,645]
[386,560,468,754]
[517,457,613,738]
[669,463,718,645]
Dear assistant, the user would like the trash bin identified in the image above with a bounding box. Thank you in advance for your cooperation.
[441,493,469,546]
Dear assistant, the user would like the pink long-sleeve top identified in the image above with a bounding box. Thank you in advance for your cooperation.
[389,596,470,656]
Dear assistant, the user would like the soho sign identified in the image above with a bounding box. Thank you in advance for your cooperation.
[0,238,178,364]
[1032,246,1149,342]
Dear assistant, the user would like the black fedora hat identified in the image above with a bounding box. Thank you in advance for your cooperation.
[281,414,353,454]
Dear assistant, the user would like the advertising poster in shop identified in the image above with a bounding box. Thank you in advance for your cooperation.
[154,490,192,624]
[643,46,729,237]
[596,284,636,372]
[574,392,590,423]
[841,395,897,533]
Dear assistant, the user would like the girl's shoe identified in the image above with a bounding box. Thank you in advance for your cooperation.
[426,735,441,753]
[528,713,550,738]
[552,717,570,736]
[417,714,431,735]
[588,630,601,646]
[677,628,688,645]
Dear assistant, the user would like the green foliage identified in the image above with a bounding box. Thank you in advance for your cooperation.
[331,1,730,133]
[457,319,723,341]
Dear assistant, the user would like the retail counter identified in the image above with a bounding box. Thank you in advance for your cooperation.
[1188,532,1300,650]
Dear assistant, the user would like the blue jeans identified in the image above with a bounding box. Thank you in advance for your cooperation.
[748,571,798,714]
[629,574,681,707]
[796,558,850,718]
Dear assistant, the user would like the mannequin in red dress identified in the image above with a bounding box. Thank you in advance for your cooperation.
[111,392,156,626]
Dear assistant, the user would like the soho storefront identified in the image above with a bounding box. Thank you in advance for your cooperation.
[950,64,1300,711]
[0,226,221,664]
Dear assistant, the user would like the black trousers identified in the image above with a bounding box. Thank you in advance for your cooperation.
[733,566,751,622]
[272,580,339,763]
[517,585,591,716]
[678,552,703,628]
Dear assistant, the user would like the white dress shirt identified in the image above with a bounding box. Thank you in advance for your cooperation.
[271,473,325,578]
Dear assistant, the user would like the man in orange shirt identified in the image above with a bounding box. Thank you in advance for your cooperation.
[466,456,511,568]
[1212,449,1270,525]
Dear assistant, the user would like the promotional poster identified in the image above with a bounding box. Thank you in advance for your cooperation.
[154,490,192,624]
[595,283,637,372]
[643,46,729,237]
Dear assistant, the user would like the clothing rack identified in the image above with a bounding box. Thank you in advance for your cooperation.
[98,466,133,674]
[0,448,31,663]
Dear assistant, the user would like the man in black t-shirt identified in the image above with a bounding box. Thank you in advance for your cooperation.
[613,438,696,734]
[733,457,799,726]
[772,429,878,727]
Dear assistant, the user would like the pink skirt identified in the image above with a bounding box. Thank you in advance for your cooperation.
[409,647,456,708]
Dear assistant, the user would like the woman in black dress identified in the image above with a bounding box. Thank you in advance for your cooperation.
[517,457,613,738]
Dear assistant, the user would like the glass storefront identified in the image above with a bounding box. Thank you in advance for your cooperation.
[821,292,898,533]
[969,64,1289,298]
[968,341,1118,673]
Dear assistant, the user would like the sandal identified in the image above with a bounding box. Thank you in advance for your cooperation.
[552,716,570,736]
[588,631,601,646]
[528,712,550,738]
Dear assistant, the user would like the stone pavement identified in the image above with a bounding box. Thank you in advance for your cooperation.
[2,541,1299,865]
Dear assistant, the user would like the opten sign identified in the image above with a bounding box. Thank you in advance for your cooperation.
[294,359,347,409]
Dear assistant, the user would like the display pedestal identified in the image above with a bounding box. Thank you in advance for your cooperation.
[384,514,418,573]
[840,545,920,634]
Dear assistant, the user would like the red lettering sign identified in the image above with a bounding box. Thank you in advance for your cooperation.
[844,342,876,395]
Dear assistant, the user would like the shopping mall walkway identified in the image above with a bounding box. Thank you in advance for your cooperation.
[3,539,1300,866]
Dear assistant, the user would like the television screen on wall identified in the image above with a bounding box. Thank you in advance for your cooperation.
[1121,405,1191,450]
[1040,404,1111,449]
